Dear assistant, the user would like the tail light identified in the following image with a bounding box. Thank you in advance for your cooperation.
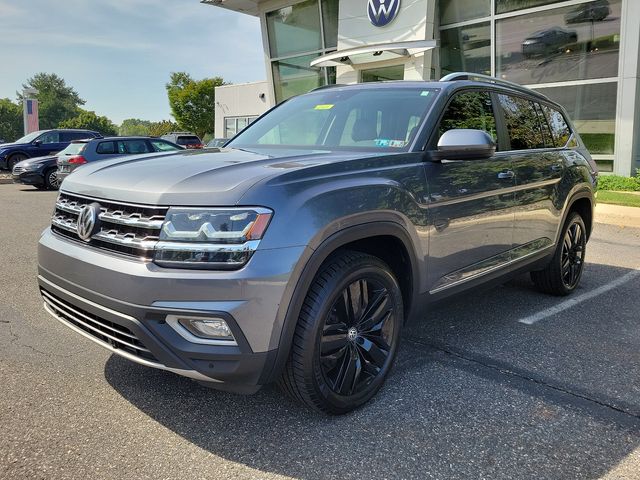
[67,155,87,165]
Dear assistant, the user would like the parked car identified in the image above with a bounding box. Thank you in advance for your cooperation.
[565,0,610,24]
[38,74,596,414]
[160,132,204,149]
[522,27,578,58]
[56,136,182,184]
[0,129,101,171]
[12,155,60,190]
[205,138,227,148]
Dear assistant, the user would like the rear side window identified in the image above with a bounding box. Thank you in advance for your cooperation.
[540,104,572,147]
[497,94,544,150]
[438,91,497,143]
[123,140,151,154]
[96,141,116,154]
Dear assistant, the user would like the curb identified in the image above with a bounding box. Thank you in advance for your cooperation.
[0,178,13,185]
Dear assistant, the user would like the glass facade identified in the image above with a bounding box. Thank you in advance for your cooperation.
[266,0,338,103]
[439,0,620,170]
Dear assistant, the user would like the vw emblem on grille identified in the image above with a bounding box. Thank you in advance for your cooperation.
[347,327,358,342]
[367,0,400,27]
[77,203,100,241]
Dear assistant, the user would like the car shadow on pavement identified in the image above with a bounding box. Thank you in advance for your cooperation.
[104,263,640,480]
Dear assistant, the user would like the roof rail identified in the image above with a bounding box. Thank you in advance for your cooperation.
[439,72,549,101]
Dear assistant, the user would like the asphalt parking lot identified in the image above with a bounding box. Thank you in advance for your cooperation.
[1,183,639,480]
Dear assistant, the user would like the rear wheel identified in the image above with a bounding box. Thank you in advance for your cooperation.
[44,168,60,190]
[7,154,26,171]
[279,251,403,414]
[531,212,587,296]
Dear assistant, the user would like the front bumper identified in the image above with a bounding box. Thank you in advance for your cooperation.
[13,170,44,186]
[38,228,306,392]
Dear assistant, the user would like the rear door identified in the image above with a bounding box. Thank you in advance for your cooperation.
[424,89,516,294]
[495,93,564,255]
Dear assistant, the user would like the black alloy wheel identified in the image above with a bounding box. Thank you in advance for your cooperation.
[320,277,395,396]
[531,212,587,296]
[44,168,60,190]
[279,250,403,414]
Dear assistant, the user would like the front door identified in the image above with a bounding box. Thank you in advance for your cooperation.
[424,90,516,294]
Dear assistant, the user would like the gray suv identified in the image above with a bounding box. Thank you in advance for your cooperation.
[38,73,597,414]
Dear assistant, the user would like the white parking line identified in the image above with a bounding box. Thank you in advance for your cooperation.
[518,269,640,325]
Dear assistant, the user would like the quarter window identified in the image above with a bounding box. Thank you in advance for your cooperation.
[438,91,497,143]
[540,104,572,147]
[497,94,545,150]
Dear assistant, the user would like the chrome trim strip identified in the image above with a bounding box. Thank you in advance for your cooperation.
[41,290,138,341]
[59,190,170,211]
[43,303,217,383]
[155,239,260,253]
[43,295,150,353]
[56,201,82,215]
[52,216,77,233]
[92,231,158,250]
[98,212,164,229]
[166,315,238,346]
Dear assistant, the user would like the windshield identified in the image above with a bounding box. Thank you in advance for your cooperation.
[14,131,45,144]
[227,87,438,152]
[59,142,86,155]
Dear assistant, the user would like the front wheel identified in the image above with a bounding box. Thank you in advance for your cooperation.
[531,212,587,296]
[44,168,60,190]
[8,154,27,171]
[279,251,403,414]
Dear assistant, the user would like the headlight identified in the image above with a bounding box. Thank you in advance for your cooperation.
[153,207,272,269]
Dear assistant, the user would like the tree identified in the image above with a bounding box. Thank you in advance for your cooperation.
[0,98,22,142]
[148,120,178,137]
[18,73,85,129]
[166,72,226,139]
[119,118,151,136]
[59,110,118,136]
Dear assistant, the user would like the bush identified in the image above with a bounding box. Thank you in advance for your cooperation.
[598,171,640,192]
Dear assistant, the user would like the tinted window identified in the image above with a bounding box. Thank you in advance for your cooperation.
[59,142,86,155]
[123,140,151,154]
[497,94,545,150]
[229,88,437,151]
[176,136,200,146]
[540,104,573,147]
[96,141,116,154]
[61,131,92,142]
[150,140,181,152]
[38,131,60,144]
[438,91,497,143]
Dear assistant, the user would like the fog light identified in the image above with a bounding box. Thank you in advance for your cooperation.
[166,315,237,345]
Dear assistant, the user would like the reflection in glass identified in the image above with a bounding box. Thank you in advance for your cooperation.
[438,91,497,143]
[497,95,544,150]
[440,22,491,76]
[496,0,564,14]
[272,54,325,103]
[361,65,405,82]
[534,82,617,155]
[321,0,338,48]
[496,0,620,85]
[266,0,322,58]
[439,0,490,25]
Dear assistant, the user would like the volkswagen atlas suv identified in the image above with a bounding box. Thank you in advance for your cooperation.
[37,73,597,414]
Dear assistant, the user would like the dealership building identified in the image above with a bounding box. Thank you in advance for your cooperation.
[205,0,640,176]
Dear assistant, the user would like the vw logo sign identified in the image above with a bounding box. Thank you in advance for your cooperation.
[77,203,100,241]
[367,0,400,27]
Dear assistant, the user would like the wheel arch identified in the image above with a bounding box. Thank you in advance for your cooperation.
[261,220,422,384]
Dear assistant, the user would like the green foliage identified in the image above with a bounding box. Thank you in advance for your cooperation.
[597,191,640,208]
[148,120,179,137]
[166,72,226,139]
[59,110,118,136]
[19,73,85,129]
[598,172,640,192]
[119,118,151,136]
[0,98,22,142]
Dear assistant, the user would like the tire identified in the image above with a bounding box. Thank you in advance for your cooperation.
[279,250,403,414]
[531,212,587,296]
[43,168,60,190]
[7,154,27,171]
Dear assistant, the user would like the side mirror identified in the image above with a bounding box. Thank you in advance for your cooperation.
[32,139,42,146]
[429,129,496,162]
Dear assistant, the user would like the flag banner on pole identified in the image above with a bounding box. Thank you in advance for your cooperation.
[23,98,39,134]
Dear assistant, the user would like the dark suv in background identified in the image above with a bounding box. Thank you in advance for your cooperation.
[0,129,100,170]
[38,73,596,414]
[56,136,182,183]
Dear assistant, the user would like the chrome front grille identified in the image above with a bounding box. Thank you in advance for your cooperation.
[51,192,167,259]
[41,288,157,362]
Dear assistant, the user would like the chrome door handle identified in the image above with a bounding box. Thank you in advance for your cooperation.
[498,170,515,180]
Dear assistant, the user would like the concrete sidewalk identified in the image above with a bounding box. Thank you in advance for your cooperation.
[595,203,640,228]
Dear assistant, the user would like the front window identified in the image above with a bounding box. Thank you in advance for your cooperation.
[228,87,438,152]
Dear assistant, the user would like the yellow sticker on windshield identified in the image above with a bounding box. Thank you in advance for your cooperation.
[314,104,334,110]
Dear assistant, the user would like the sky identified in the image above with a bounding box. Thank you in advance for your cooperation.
[0,0,265,124]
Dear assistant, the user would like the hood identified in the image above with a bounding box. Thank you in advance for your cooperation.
[0,142,28,150]
[60,147,359,206]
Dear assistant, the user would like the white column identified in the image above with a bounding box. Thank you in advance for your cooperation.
[614,0,640,176]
